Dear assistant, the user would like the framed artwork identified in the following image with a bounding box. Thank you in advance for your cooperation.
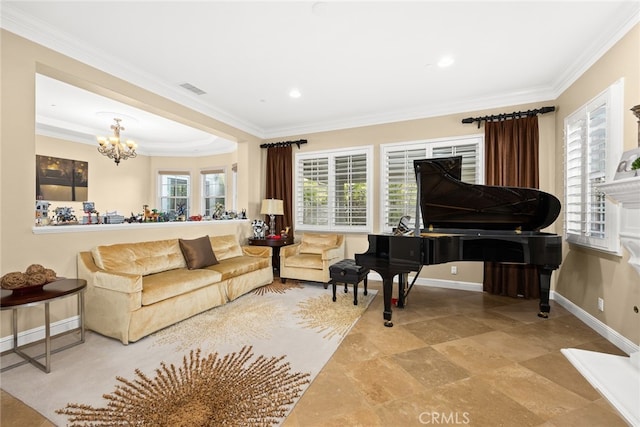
[614,148,640,180]
[36,155,88,201]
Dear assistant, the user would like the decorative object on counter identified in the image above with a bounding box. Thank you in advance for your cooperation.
[260,198,284,238]
[213,203,225,219]
[189,215,203,221]
[252,219,268,238]
[82,201,100,224]
[103,211,126,224]
[615,148,640,180]
[0,264,57,295]
[35,200,50,226]
[96,118,137,166]
[239,209,247,219]
[53,206,78,225]
[177,203,187,221]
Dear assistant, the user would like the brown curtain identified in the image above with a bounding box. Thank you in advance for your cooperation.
[483,115,540,298]
[265,145,293,236]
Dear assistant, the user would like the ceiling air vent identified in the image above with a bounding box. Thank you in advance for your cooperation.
[179,82,206,95]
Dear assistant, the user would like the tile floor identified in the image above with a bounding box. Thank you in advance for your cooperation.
[1,281,629,426]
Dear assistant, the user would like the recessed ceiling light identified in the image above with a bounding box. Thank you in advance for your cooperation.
[437,56,454,68]
[289,89,301,99]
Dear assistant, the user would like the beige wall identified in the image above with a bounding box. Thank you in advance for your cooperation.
[2,23,639,346]
[266,105,558,286]
[0,30,263,336]
[553,24,640,344]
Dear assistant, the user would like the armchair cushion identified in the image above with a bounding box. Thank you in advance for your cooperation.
[298,233,339,254]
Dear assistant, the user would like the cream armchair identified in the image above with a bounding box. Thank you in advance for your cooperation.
[280,233,345,284]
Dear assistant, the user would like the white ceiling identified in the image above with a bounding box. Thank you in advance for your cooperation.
[2,1,639,156]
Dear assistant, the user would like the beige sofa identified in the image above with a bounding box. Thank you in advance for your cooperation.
[78,234,273,344]
[279,233,345,284]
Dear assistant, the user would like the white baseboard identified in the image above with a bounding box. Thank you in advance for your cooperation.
[0,316,80,353]
[367,271,483,292]
[551,291,639,356]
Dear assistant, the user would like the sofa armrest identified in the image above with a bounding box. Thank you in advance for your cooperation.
[242,245,272,258]
[78,252,142,294]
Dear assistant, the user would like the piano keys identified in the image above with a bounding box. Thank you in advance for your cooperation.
[355,156,562,327]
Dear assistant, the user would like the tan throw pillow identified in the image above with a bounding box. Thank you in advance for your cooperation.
[179,236,218,269]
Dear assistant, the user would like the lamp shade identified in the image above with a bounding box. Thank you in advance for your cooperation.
[260,199,284,215]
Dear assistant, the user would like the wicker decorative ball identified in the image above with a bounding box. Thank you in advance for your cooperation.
[25,264,46,275]
[1,272,28,289]
[1,265,57,291]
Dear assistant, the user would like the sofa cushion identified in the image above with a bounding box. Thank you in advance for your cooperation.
[282,253,324,270]
[209,235,243,260]
[141,268,223,306]
[205,255,271,281]
[179,236,218,269]
[299,233,339,255]
[92,239,186,276]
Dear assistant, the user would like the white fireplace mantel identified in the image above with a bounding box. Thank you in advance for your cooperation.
[564,175,640,427]
[599,176,640,274]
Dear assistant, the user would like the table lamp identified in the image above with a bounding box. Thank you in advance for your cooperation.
[260,198,284,238]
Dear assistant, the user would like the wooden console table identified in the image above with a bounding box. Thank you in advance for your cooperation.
[0,278,86,373]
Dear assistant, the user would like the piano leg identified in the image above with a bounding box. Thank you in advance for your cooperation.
[382,276,394,327]
[537,267,553,318]
[397,273,408,308]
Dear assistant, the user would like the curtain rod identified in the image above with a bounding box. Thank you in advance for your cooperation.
[462,106,555,128]
[260,139,308,149]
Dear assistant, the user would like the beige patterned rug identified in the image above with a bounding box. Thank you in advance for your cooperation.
[0,281,376,426]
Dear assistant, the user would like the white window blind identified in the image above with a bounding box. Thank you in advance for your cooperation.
[564,79,623,253]
[381,136,483,231]
[295,147,372,232]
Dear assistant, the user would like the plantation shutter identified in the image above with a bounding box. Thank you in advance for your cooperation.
[297,157,329,227]
[335,153,367,227]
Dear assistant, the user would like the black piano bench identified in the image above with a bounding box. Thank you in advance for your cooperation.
[329,259,370,305]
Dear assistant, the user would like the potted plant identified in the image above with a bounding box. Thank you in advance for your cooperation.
[632,157,640,176]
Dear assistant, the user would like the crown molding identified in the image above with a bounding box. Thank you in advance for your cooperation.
[1,4,266,139]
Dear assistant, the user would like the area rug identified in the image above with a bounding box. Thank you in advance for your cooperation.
[0,281,376,426]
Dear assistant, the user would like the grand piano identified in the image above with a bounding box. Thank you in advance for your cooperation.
[355,156,562,327]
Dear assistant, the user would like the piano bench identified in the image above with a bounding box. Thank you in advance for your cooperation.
[330,259,370,305]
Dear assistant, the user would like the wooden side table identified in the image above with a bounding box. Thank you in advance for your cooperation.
[0,278,86,373]
[248,236,294,277]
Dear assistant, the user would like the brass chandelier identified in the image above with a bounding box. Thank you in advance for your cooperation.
[97,118,137,165]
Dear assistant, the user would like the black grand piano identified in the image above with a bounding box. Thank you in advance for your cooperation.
[355,156,562,327]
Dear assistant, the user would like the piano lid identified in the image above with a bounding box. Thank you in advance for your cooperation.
[414,156,561,231]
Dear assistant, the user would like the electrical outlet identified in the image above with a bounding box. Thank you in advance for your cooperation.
[598,297,604,312]
[451,266,458,275]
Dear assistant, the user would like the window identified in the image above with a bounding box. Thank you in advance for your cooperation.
[380,136,483,231]
[201,169,226,216]
[295,147,373,232]
[564,79,623,253]
[158,172,190,217]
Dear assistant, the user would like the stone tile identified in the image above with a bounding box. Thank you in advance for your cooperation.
[476,364,590,420]
[288,363,368,425]
[391,346,470,389]
[469,330,550,362]
[520,352,603,401]
[346,356,426,406]
[545,401,629,427]
[393,377,545,427]
[431,337,514,374]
